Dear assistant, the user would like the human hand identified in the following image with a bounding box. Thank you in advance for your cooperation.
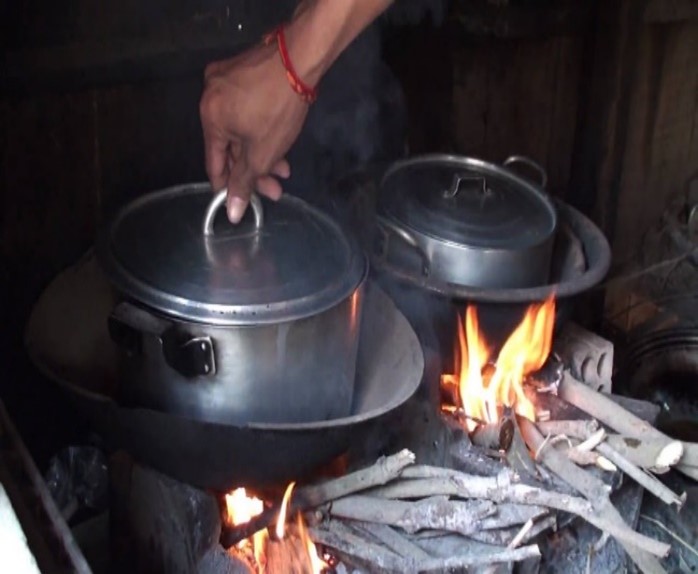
[199,0,394,223]
[199,41,308,223]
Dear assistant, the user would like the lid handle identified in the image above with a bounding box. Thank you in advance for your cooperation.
[203,189,264,236]
[443,173,489,199]
[502,156,548,188]
[376,216,431,277]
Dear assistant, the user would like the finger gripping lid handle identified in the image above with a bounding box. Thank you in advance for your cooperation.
[203,190,264,236]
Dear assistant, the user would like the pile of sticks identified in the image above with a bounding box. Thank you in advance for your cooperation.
[222,371,695,574]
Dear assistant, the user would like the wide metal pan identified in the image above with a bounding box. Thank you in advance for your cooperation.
[24,253,424,491]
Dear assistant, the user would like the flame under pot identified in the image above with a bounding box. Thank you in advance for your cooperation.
[97,184,367,425]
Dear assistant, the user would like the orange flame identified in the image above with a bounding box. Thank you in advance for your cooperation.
[297,512,328,573]
[225,483,329,573]
[441,295,556,432]
[225,488,268,569]
[275,482,296,539]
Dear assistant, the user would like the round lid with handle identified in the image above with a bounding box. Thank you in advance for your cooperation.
[378,154,557,249]
[97,183,366,325]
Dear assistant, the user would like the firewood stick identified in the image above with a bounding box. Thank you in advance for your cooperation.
[480,504,549,531]
[416,544,541,571]
[365,471,667,558]
[311,522,541,573]
[301,448,416,506]
[508,518,535,549]
[351,522,433,562]
[310,521,405,572]
[605,435,685,472]
[220,449,416,548]
[472,422,511,450]
[595,442,686,508]
[465,515,557,547]
[565,447,613,469]
[537,420,684,473]
[559,373,695,479]
[519,418,669,574]
[576,428,607,451]
[482,518,533,574]
[561,373,698,476]
[321,495,496,537]
[536,419,599,439]
[367,479,549,533]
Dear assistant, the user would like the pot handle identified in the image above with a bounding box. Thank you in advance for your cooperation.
[203,189,264,236]
[108,301,216,378]
[376,216,431,276]
[503,155,548,189]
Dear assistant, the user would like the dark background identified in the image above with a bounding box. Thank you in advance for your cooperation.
[2,0,698,470]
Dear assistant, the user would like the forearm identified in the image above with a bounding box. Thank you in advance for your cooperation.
[284,0,394,86]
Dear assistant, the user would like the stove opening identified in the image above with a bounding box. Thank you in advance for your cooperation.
[440,295,556,434]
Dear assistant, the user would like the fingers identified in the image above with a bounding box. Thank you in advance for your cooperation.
[203,130,229,192]
[220,150,291,223]
[254,158,291,201]
[255,176,283,201]
[270,158,291,179]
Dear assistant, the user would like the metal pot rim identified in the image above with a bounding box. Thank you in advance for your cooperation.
[371,198,611,302]
[96,183,368,326]
[379,153,558,250]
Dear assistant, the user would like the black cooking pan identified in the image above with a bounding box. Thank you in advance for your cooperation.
[24,253,424,490]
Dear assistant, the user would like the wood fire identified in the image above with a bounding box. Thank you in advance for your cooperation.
[441,295,556,433]
[224,483,329,574]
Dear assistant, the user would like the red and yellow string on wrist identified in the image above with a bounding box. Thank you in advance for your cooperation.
[263,25,318,105]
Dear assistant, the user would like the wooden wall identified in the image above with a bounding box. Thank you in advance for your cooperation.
[563,1,698,332]
[384,1,591,199]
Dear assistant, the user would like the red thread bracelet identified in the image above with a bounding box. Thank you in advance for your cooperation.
[264,26,318,104]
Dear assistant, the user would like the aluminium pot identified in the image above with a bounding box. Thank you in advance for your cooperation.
[375,154,558,290]
[96,183,367,426]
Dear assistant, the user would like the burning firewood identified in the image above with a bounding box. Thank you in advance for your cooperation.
[221,449,416,548]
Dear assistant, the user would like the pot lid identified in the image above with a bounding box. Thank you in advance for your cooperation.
[97,183,366,325]
[378,154,557,249]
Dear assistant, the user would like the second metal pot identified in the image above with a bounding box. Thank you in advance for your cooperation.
[97,184,367,426]
[376,154,558,289]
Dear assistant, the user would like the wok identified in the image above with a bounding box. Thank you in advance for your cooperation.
[24,252,424,490]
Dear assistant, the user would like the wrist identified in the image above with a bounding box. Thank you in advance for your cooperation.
[283,0,393,87]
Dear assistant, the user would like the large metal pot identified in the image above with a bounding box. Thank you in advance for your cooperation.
[96,184,368,426]
[24,252,423,490]
[376,154,558,289]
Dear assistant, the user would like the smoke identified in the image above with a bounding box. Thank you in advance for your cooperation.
[284,22,407,206]
[283,0,454,398]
